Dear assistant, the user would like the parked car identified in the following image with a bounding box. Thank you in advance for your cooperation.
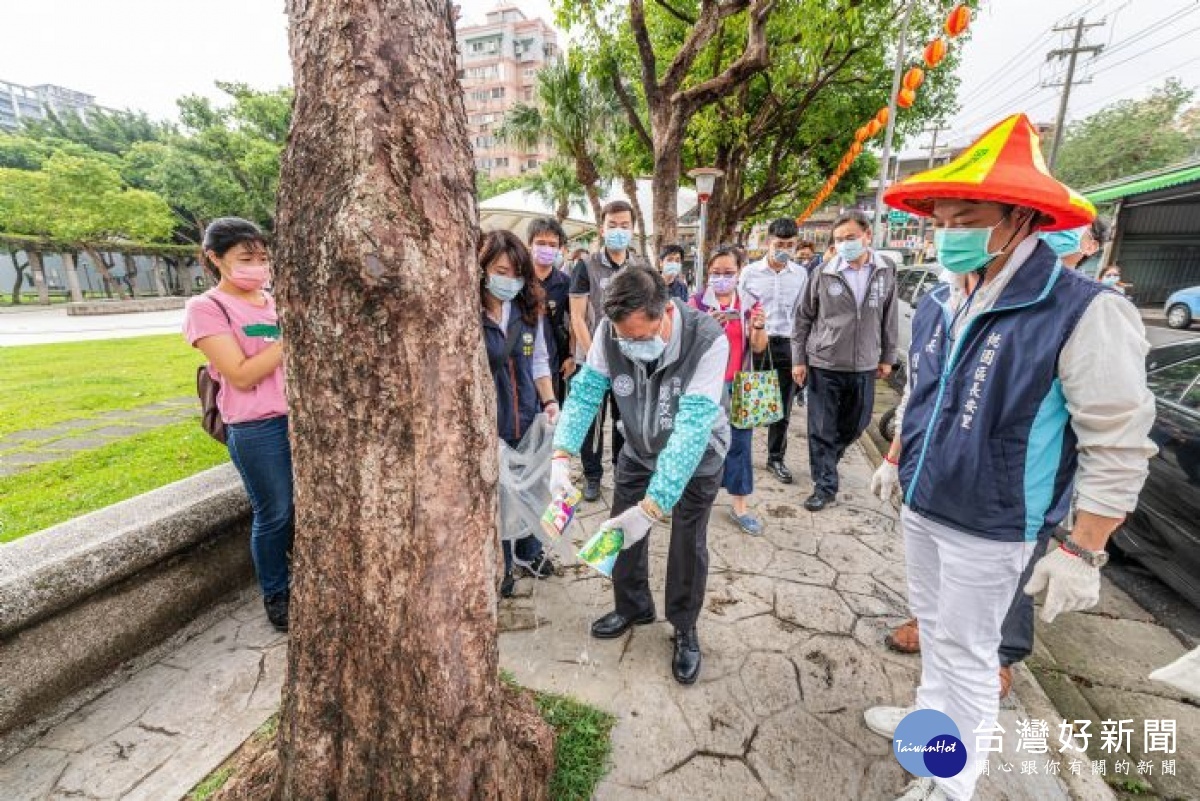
[879,263,946,440]
[1110,340,1200,610]
[1165,286,1200,330]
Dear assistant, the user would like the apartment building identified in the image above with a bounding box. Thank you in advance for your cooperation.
[0,79,97,132]
[457,4,558,179]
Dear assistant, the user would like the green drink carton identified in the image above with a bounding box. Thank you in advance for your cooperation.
[577,526,624,578]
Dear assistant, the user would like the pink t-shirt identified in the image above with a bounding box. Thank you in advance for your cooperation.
[183,289,287,424]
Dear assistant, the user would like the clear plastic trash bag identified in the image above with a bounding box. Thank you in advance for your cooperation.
[497,413,557,546]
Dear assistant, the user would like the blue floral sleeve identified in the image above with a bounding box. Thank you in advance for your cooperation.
[552,364,610,455]
[647,394,720,512]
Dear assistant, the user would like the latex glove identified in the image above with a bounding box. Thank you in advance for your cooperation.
[1024,546,1101,623]
[549,455,573,498]
[543,400,560,426]
[870,459,900,501]
[602,503,656,551]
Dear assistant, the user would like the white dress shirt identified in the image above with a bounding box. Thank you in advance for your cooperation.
[738,258,808,338]
[895,236,1156,517]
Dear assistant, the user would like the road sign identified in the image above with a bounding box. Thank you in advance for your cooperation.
[888,210,910,224]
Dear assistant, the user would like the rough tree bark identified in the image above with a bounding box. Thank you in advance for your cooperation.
[61,251,84,303]
[9,251,28,304]
[82,247,128,300]
[259,0,556,797]
[28,250,50,305]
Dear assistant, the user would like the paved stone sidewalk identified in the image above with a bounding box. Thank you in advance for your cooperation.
[0,422,1075,800]
[0,397,199,477]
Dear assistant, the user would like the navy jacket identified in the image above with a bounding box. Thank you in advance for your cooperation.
[900,241,1109,542]
[484,310,540,447]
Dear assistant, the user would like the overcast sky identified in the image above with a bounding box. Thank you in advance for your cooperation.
[2,0,1196,159]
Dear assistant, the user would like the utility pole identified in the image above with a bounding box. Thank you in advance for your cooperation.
[915,122,945,248]
[1045,17,1104,169]
[872,1,916,247]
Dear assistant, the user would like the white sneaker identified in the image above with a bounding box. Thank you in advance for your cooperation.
[865,704,915,739]
[894,777,952,800]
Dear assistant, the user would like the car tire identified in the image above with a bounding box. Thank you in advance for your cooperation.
[1166,303,1193,330]
[878,407,898,442]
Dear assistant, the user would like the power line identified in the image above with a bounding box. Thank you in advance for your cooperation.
[1088,24,1200,79]
[1044,16,1106,168]
[1067,52,1200,118]
[1087,0,1200,64]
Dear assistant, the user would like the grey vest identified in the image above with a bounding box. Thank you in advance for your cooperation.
[577,249,647,361]
[600,301,730,476]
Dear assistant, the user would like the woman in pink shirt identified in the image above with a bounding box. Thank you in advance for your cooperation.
[690,246,768,535]
[183,218,291,632]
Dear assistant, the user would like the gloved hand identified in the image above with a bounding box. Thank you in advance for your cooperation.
[601,503,656,551]
[549,455,573,498]
[1023,546,1101,623]
[543,400,560,426]
[870,459,900,501]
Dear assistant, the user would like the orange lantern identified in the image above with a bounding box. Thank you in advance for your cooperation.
[865,119,882,138]
[897,87,917,109]
[876,107,890,126]
[854,125,869,143]
[903,67,925,91]
[924,38,947,68]
[850,141,863,158]
[946,4,970,37]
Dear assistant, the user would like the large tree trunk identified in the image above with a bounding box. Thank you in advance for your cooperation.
[151,256,169,297]
[269,0,554,797]
[61,251,84,303]
[29,250,50,305]
[83,247,128,300]
[121,251,140,299]
[650,111,684,258]
[9,251,28,304]
[621,172,649,259]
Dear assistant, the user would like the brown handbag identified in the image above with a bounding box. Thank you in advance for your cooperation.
[196,296,232,444]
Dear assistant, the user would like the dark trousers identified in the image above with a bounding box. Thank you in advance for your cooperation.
[807,366,875,496]
[610,451,723,632]
[226,416,294,599]
[752,336,798,462]
[998,533,1051,666]
[581,392,624,482]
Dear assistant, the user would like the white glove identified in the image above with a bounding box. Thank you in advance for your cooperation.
[870,459,900,501]
[543,400,560,426]
[1023,546,1100,623]
[601,503,656,551]
[549,455,573,498]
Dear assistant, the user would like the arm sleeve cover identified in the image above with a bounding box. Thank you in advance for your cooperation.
[552,363,609,455]
[646,393,721,513]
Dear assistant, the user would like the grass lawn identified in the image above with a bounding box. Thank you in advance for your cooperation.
[0,420,229,543]
[0,334,204,438]
[188,690,615,801]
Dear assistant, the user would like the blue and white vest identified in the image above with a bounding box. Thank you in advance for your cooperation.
[899,241,1109,542]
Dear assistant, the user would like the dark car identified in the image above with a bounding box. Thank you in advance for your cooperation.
[1111,340,1200,609]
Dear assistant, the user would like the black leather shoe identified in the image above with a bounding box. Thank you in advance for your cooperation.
[583,478,602,502]
[804,491,836,512]
[767,460,794,484]
[672,627,702,685]
[264,592,289,632]
[500,571,516,598]
[591,609,656,639]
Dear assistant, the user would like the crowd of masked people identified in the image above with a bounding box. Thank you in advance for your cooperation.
[183,114,1157,801]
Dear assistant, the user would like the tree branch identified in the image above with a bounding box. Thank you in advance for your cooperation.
[659,0,752,97]
[653,0,697,25]
[629,0,662,106]
[608,67,654,151]
[675,0,775,113]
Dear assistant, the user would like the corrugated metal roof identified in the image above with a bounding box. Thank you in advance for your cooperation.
[1083,160,1200,203]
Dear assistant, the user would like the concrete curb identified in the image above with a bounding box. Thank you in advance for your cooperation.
[0,464,255,736]
[65,298,185,315]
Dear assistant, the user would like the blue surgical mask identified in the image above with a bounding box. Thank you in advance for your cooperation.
[836,239,866,262]
[604,229,633,251]
[487,274,524,302]
[1101,274,1120,286]
[1040,227,1084,259]
[708,275,737,295]
[662,260,682,277]
[933,223,1004,274]
[772,249,791,264]
[618,336,666,363]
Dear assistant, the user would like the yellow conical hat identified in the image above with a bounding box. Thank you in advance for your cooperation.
[884,114,1095,231]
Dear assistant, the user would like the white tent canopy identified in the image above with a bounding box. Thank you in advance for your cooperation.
[479,178,699,242]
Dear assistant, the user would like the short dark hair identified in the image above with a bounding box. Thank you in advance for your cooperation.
[527,217,566,247]
[601,199,635,224]
[798,240,816,251]
[832,210,872,233]
[203,217,267,258]
[659,244,685,261]
[767,218,798,239]
[603,266,668,323]
[707,244,740,268]
[1089,217,1109,245]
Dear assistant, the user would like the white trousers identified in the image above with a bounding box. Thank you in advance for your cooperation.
[902,507,1037,801]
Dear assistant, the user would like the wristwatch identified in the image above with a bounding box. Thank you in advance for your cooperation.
[1055,530,1109,568]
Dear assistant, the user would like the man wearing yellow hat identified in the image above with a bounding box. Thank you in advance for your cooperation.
[862,115,1157,801]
